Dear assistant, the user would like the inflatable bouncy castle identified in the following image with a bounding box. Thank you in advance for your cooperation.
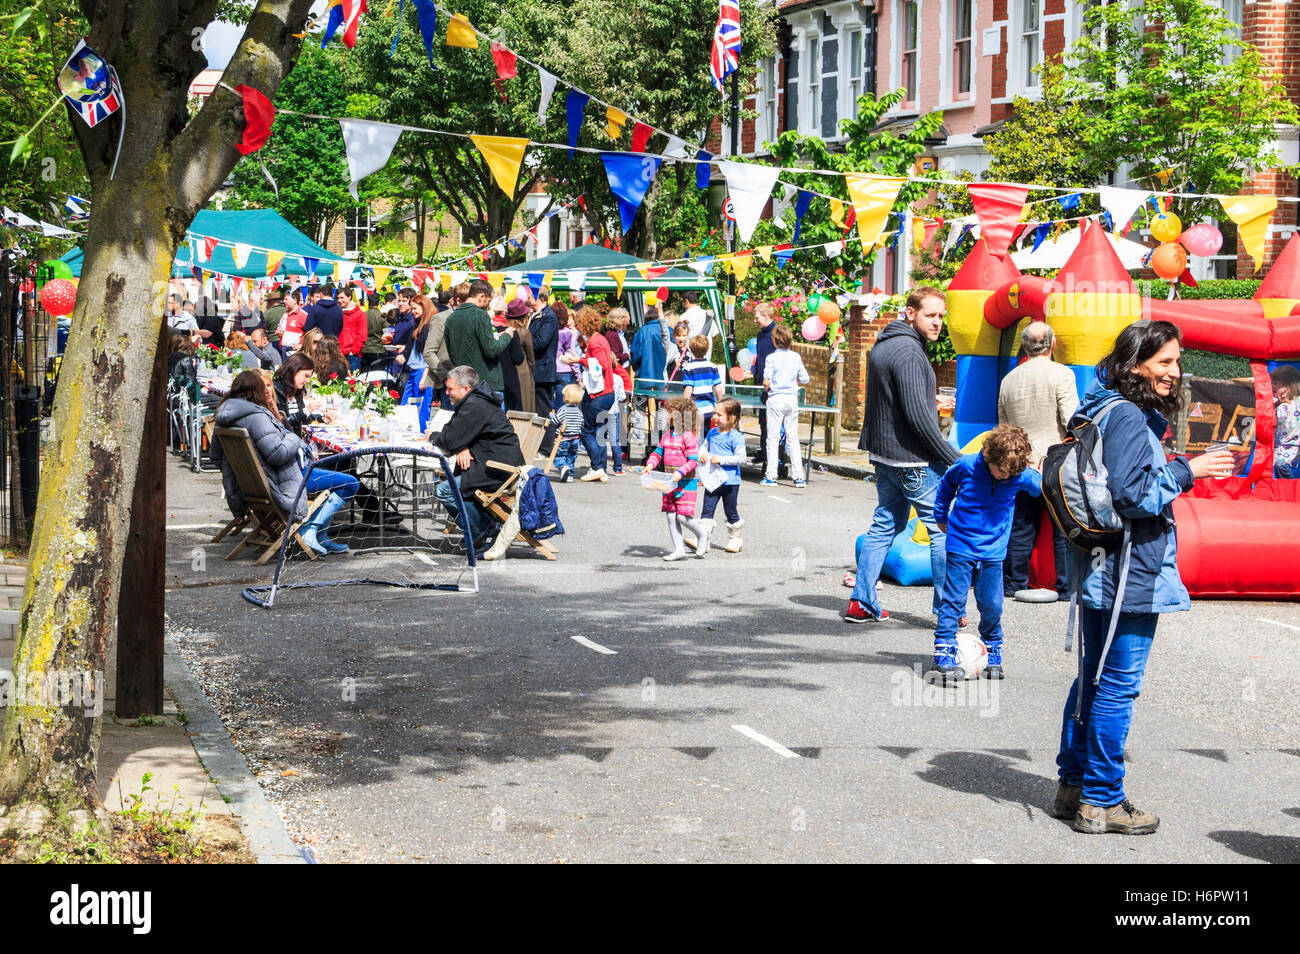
[953,218,1300,600]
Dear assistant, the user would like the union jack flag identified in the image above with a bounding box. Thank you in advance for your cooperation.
[709,0,741,94]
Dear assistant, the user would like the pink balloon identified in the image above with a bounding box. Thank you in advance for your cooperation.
[801,316,827,341]
[1179,223,1224,258]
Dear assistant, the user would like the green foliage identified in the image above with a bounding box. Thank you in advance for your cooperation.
[356,236,417,266]
[1061,0,1299,210]
[1183,350,1250,380]
[227,44,357,241]
[738,89,943,306]
[1135,278,1259,300]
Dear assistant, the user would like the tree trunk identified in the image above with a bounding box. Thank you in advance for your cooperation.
[415,198,426,262]
[0,0,313,816]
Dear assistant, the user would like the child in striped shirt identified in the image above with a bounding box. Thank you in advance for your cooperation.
[682,335,724,433]
[549,383,585,482]
[644,397,708,561]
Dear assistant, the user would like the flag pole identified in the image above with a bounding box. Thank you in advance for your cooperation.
[726,69,739,368]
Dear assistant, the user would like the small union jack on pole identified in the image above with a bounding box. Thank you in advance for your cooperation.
[709,0,741,94]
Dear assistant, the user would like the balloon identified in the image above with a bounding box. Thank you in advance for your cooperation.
[1150,242,1187,282]
[737,348,755,370]
[1150,212,1182,244]
[1180,222,1224,257]
[806,293,824,313]
[746,337,757,353]
[817,300,842,324]
[728,365,748,383]
[801,317,827,341]
[46,259,73,281]
[40,279,77,316]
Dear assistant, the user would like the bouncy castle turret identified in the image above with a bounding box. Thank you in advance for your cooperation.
[946,238,1021,446]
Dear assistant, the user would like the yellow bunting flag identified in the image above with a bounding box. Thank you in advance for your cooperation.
[731,252,752,282]
[542,270,554,290]
[371,266,391,291]
[439,271,452,291]
[503,283,516,300]
[844,173,907,250]
[265,251,284,276]
[486,272,506,290]
[635,263,651,280]
[757,245,773,263]
[830,199,846,229]
[469,134,529,197]
[610,268,626,297]
[446,13,478,48]
[604,106,628,140]
[1219,194,1277,272]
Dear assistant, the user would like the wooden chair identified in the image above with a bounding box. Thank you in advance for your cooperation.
[213,426,329,565]
[477,414,562,560]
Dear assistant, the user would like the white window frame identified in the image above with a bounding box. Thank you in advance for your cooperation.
[344,207,372,258]
[843,28,864,124]
[756,55,779,148]
[952,0,974,99]
[1019,0,1042,90]
[900,0,919,106]
[1221,0,1243,65]
[805,34,821,135]
[458,223,477,249]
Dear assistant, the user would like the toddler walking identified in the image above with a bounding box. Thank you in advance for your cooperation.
[549,383,585,482]
[698,397,747,552]
[644,397,708,561]
[931,423,1040,683]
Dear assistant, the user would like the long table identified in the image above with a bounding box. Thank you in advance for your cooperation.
[632,379,840,479]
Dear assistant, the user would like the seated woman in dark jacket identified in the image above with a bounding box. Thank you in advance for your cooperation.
[273,352,333,437]
[211,370,356,555]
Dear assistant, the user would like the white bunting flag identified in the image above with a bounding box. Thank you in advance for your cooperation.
[340,119,404,200]
[568,268,587,291]
[662,135,690,159]
[1098,186,1154,234]
[232,243,251,269]
[537,68,558,125]
[716,160,782,244]
[823,240,843,257]
[449,270,468,286]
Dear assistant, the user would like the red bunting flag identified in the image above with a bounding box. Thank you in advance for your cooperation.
[202,236,219,260]
[631,122,653,154]
[922,220,941,249]
[235,85,275,155]
[968,182,1029,258]
[490,42,517,101]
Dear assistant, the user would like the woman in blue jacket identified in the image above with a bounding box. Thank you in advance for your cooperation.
[1052,320,1232,835]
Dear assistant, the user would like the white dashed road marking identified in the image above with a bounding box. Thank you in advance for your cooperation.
[571,635,617,655]
[732,724,800,758]
[1257,618,1300,633]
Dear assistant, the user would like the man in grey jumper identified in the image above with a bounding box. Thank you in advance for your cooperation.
[845,286,961,623]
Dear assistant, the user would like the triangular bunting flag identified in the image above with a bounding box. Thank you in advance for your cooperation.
[601,153,661,232]
[201,236,219,261]
[757,245,773,262]
[334,260,355,284]
[490,41,517,82]
[301,256,319,276]
[339,119,403,200]
[566,89,590,157]
[830,199,846,229]
[823,240,843,257]
[717,160,781,244]
[604,106,627,140]
[967,182,1029,257]
[631,122,653,153]
[537,68,558,124]
[731,250,752,282]
[469,134,528,197]
[663,135,689,159]
[844,174,906,250]
[409,0,439,67]
[265,251,284,276]
[1220,194,1277,271]
[568,268,588,291]
[791,191,814,244]
[486,272,505,290]
[232,243,251,269]
[1097,186,1154,236]
[445,12,478,47]
[695,150,712,190]
[610,268,626,297]
[371,266,391,290]
[235,85,275,155]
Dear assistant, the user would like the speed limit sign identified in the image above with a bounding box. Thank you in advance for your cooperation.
[723,195,736,221]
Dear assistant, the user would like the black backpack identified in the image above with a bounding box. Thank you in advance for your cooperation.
[1041,401,1126,554]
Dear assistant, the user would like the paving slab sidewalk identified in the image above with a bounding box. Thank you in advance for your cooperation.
[0,556,303,863]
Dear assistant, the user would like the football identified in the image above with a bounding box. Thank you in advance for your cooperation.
[955,633,989,679]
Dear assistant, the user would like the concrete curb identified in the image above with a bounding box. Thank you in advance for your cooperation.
[809,455,873,481]
[164,633,305,864]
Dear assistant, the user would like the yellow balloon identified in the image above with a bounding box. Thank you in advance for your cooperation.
[1150,211,1182,244]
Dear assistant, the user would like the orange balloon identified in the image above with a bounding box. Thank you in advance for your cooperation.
[817,300,842,324]
[1150,242,1187,281]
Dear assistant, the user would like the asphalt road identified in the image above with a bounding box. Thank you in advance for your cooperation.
[163,455,1300,863]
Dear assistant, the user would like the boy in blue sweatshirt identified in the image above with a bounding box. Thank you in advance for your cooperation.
[931,423,1040,683]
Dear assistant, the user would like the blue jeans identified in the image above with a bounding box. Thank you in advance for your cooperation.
[554,438,580,472]
[347,354,360,371]
[434,474,490,544]
[850,462,947,615]
[935,552,1002,644]
[305,467,359,500]
[607,405,624,473]
[401,368,435,431]
[1056,607,1158,807]
[580,392,616,471]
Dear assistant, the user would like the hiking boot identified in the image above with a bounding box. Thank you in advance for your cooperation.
[1073,799,1160,835]
[843,600,888,624]
[983,640,1004,679]
[926,641,965,684]
[1049,783,1083,820]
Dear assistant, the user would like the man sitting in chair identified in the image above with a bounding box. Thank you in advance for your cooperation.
[429,365,525,550]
